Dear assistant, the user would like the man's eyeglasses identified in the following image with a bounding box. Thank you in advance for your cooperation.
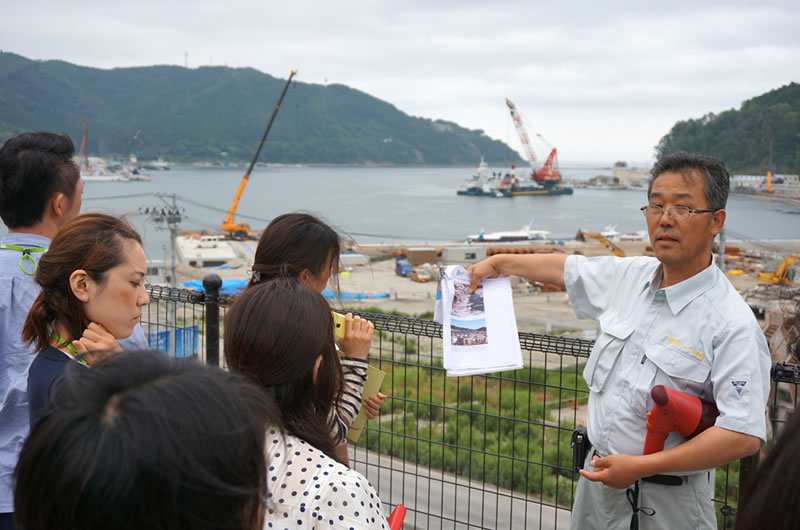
[640,205,718,221]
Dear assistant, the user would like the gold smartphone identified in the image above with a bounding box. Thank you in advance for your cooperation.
[332,312,346,338]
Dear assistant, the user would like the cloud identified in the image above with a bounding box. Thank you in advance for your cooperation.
[2,0,798,162]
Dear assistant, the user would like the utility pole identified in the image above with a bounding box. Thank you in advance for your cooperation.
[140,194,184,354]
[141,193,182,287]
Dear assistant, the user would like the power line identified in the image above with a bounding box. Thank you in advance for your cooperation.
[173,195,273,223]
[82,192,453,241]
[83,192,157,201]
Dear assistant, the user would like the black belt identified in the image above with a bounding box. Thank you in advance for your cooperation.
[641,473,683,486]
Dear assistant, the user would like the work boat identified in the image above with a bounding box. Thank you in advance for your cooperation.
[458,98,574,198]
[457,157,507,197]
[467,223,551,242]
[456,163,573,197]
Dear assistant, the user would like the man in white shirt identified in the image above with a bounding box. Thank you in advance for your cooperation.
[468,151,769,529]
[0,132,147,530]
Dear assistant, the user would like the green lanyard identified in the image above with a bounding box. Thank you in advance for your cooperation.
[50,331,90,367]
[0,243,47,276]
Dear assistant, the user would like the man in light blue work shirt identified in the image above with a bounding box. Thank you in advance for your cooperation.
[0,132,148,529]
[468,152,769,529]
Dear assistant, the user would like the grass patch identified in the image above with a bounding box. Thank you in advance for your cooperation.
[360,356,742,517]
[361,359,589,506]
[342,305,434,320]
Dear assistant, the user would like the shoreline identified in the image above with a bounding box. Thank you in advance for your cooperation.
[730,190,800,207]
[175,237,800,337]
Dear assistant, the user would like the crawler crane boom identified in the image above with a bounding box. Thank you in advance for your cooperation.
[221,70,297,238]
[505,98,538,169]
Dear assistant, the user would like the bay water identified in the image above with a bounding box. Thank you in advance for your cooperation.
[3,164,799,260]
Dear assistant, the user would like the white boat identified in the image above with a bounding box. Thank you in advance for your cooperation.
[74,125,150,183]
[120,166,152,181]
[143,158,170,171]
[620,230,649,241]
[467,223,550,242]
[82,173,129,182]
[457,157,506,197]
[600,224,620,241]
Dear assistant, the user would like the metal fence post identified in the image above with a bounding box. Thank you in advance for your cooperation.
[738,450,759,501]
[203,273,222,367]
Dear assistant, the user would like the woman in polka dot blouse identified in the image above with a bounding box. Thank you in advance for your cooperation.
[225,279,388,528]
[247,212,386,464]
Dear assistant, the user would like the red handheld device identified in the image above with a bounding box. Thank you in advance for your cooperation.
[643,385,719,455]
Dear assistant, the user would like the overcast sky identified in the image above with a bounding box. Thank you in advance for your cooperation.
[2,1,798,163]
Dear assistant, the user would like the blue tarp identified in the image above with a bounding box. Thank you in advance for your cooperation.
[180,281,387,299]
[321,288,389,300]
[148,325,199,358]
[181,279,248,294]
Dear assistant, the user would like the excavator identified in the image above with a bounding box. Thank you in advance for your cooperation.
[576,230,626,257]
[220,70,297,239]
[757,254,798,285]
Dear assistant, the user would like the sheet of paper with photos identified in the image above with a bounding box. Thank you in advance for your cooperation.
[434,265,523,377]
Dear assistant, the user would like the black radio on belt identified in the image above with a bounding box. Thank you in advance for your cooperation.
[571,425,591,471]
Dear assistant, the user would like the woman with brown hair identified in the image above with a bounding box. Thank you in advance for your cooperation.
[224,279,388,528]
[249,212,385,456]
[22,212,150,422]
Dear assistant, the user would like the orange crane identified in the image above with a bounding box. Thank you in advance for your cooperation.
[764,171,775,193]
[535,133,562,183]
[221,70,297,238]
[505,98,562,185]
[576,229,626,257]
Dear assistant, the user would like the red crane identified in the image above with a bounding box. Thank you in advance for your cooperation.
[534,134,562,184]
[505,99,562,186]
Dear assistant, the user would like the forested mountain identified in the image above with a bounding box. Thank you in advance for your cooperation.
[0,52,522,165]
[656,83,800,173]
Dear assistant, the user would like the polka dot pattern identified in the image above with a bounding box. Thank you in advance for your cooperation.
[263,430,387,529]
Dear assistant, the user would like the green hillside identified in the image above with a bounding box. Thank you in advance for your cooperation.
[655,82,800,173]
[0,52,522,165]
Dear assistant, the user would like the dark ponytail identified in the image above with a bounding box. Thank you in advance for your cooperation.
[249,212,341,291]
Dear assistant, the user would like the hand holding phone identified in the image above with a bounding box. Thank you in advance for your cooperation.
[336,313,374,360]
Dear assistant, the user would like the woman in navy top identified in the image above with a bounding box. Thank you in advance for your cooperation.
[23,213,150,422]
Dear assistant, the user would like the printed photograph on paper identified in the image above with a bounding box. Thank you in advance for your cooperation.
[451,318,488,347]
[451,282,485,319]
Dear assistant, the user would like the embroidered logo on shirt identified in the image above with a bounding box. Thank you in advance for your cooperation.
[731,380,747,395]
[668,337,705,360]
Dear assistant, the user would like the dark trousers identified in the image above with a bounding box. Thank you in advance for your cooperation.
[0,512,15,530]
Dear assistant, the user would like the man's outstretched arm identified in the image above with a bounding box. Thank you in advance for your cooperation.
[467,253,568,293]
[579,426,760,489]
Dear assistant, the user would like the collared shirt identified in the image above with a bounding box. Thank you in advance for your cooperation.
[0,233,49,512]
[564,254,770,466]
[0,232,148,511]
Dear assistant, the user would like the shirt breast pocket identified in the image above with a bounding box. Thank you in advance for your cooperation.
[643,342,711,399]
[583,311,635,393]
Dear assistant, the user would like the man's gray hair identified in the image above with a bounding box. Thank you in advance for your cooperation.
[648,151,730,211]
